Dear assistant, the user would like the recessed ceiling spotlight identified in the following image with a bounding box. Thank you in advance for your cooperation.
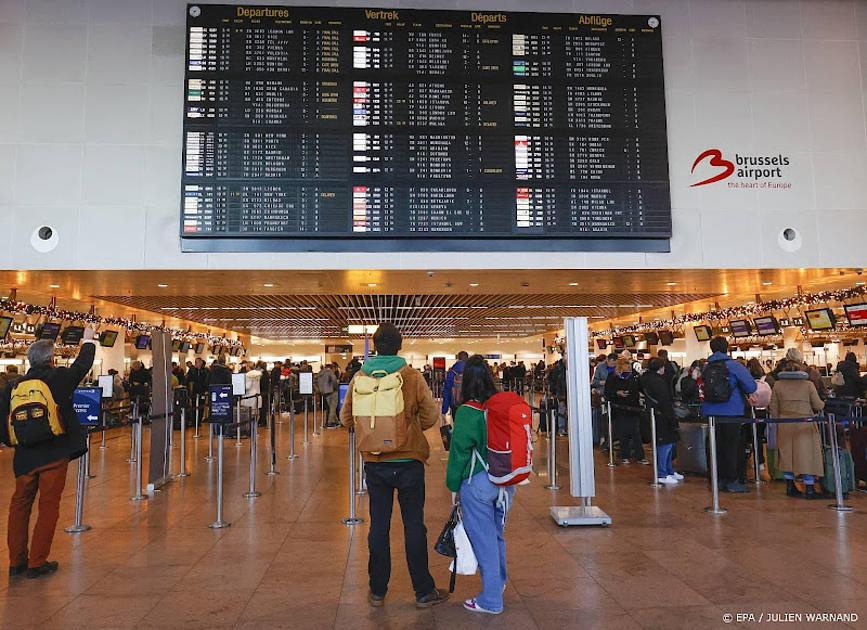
[569,282,578,286]
[857,281,866,286]
[158,283,168,288]
[367,283,377,288]
[49,284,59,289]
[263,283,275,288]
[762,281,773,286]
[469,282,479,287]
[665,282,677,286]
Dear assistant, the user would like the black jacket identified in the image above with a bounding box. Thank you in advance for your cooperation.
[208,363,232,386]
[640,371,679,444]
[604,369,641,421]
[834,359,865,398]
[186,366,210,395]
[0,342,95,476]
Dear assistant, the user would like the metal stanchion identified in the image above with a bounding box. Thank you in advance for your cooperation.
[826,414,854,512]
[705,416,726,515]
[606,401,615,468]
[355,452,366,496]
[86,432,95,478]
[194,395,201,439]
[205,423,215,462]
[342,428,363,525]
[243,419,261,498]
[126,401,138,464]
[312,394,320,437]
[266,403,279,476]
[751,407,763,486]
[130,417,147,502]
[544,406,560,490]
[287,406,298,460]
[649,408,661,488]
[64,455,91,533]
[209,424,230,528]
[100,403,108,449]
[303,398,309,446]
[176,407,189,478]
[235,398,243,447]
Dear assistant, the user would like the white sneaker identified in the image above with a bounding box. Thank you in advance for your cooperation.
[672,472,685,481]
[464,599,502,615]
[658,475,678,485]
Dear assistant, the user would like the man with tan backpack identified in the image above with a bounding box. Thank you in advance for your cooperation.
[340,323,448,610]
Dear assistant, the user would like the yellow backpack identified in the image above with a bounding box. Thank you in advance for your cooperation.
[352,369,407,454]
[8,379,65,446]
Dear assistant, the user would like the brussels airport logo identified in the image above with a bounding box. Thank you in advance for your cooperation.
[690,148,792,190]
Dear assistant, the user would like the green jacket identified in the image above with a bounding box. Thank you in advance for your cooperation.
[445,402,488,492]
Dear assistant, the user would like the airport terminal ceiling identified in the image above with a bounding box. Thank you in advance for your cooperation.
[1,268,862,342]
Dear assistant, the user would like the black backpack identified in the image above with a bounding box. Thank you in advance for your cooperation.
[702,360,733,403]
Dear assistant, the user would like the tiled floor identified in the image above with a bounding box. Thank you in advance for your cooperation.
[0,415,864,629]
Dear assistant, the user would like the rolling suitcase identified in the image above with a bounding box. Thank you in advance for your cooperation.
[676,422,708,476]
[822,446,855,495]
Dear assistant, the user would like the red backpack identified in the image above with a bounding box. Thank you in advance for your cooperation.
[469,392,533,486]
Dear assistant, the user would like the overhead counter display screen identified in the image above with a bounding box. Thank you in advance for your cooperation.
[181,5,671,252]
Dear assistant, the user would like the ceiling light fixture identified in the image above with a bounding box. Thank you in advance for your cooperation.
[49,284,59,289]
[157,283,168,288]
[762,281,773,286]
[263,283,275,288]
[367,283,377,288]
[469,282,479,287]
[665,282,677,286]
[569,282,578,286]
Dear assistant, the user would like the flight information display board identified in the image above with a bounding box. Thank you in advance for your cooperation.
[180,5,671,252]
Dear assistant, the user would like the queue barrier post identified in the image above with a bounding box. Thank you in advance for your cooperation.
[100,402,108,449]
[751,407,764,486]
[235,397,243,448]
[544,405,560,490]
[303,398,309,446]
[64,454,92,534]
[313,394,320,437]
[649,408,661,488]
[266,400,279,476]
[826,414,854,513]
[126,401,138,464]
[243,416,261,499]
[209,424,230,529]
[205,423,215,462]
[342,428,363,526]
[606,401,616,468]
[704,416,726,515]
[86,432,95,478]
[130,416,147,502]
[194,394,201,439]
[176,407,189,478]
[287,404,298,461]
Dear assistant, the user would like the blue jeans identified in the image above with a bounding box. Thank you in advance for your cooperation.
[784,472,815,484]
[657,442,675,478]
[459,471,515,612]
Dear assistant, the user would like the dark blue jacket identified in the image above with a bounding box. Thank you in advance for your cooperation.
[700,352,757,418]
[441,360,465,414]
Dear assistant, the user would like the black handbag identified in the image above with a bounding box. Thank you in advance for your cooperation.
[434,504,460,592]
[439,423,453,451]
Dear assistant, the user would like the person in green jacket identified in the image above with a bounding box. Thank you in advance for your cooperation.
[446,355,516,616]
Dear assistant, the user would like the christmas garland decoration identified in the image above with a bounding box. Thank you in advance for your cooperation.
[0,297,244,349]
[592,284,867,338]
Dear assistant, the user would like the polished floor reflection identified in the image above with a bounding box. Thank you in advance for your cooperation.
[0,418,864,629]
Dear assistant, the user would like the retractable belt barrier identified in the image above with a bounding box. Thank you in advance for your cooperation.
[207,410,260,529]
[341,428,363,526]
[702,413,855,516]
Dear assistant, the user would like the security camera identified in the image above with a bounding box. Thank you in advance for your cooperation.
[857,269,864,276]
[31,225,59,253]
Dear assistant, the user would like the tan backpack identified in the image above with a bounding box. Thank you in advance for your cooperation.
[352,369,407,454]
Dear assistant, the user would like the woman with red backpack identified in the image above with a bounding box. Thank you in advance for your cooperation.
[445,355,531,615]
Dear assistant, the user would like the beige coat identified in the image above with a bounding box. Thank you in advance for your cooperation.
[769,376,825,476]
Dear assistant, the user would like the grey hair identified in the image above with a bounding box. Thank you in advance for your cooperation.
[28,340,55,368]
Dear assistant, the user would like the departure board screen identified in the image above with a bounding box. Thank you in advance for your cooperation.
[180,5,671,252]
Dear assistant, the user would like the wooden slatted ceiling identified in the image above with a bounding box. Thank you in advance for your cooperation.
[96,292,719,340]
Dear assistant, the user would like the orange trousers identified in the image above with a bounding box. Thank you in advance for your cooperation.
[7,459,68,569]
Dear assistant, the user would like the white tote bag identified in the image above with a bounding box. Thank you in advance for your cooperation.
[449,520,478,576]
